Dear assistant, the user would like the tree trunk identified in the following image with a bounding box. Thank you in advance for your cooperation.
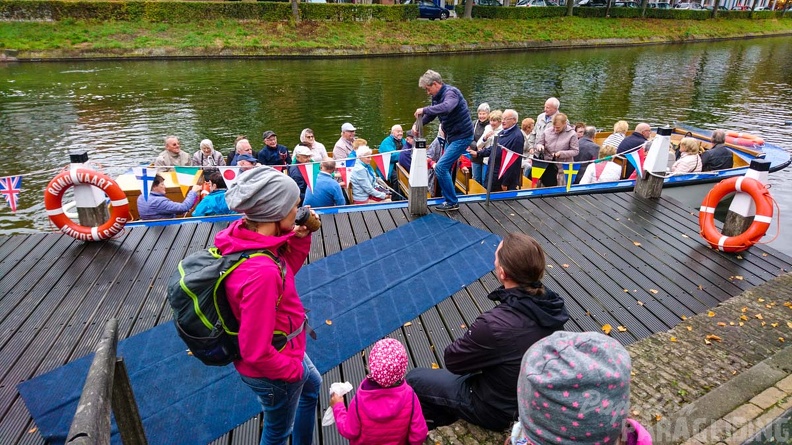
[605,0,612,16]
[640,0,648,16]
[464,0,474,18]
[292,0,301,23]
[566,0,574,16]
[711,0,719,18]
[749,0,759,16]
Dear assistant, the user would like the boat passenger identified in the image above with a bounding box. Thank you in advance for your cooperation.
[137,174,200,220]
[574,121,587,139]
[520,118,535,178]
[467,110,503,186]
[350,146,390,204]
[406,233,569,432]
[295,128,329,164]
[154,136,191,172]
[478,109,524,192]
[236,154,258,173]
[671,137,703,173]
[191,139,225,178]
[230,138,256,166]
[509,331,653,445]
[192,172,232,217]
[574,126,601,183]
[535,113,579,186]
[603,120,629,149]
[289,146,313,205]
[529,97,560,152]
[617,123,652,179]
[398,131,415,172]
[217,166,321,445]
[701,129,733,171]
[578,144,621,185]
[379,125,405,190]
[304,160,346,208]
[333,123,357,161]
[257,131,291,167]
[470,103,491,184]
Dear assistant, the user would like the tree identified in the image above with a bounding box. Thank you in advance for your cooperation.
[292,0,301,23]
[566,0,574,16]
[711,0,720,18]
[464,0,474,18]
[641,0,649,16]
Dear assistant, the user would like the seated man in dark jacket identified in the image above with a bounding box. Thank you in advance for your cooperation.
[406,233,569,432]
[701,129,733,171]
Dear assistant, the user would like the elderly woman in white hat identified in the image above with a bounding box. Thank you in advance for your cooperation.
[216,166,321,445]
[350,145,390,204]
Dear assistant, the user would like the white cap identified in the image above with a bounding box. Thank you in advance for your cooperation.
[341,122,356,132]
[293,146,313,157]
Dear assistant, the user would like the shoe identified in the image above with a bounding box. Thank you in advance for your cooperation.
[435,203,460,212]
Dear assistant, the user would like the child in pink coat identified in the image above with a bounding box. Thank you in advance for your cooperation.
[330,339,428,445]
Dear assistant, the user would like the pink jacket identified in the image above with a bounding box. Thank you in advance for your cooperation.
[332,379,428,445]
[537,124,579,163]
[214,219,312,383]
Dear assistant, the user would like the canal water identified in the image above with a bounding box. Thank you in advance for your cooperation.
[1,36,791,255]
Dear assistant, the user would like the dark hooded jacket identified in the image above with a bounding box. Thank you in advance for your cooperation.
[443,285,568,425]
[420,84,474,144]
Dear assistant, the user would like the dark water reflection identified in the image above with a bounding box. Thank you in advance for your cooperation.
[1,37,791,254]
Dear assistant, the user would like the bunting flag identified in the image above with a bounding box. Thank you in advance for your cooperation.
[625,151,643,178]
[172,166,202,196]
[562,163,582,192]
[530,160,548,187]
[297,162,320,192]
[336,165,349,186]
[132,167,155,201]
[219,167,239,188]
[372,153,392,180]
[345,157,356,169]
[497,147,520,180]
[0,175,23,212]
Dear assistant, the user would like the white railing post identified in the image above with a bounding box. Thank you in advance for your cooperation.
[635,126,672,199]
[70,151,110,227]
[723,159,771,236]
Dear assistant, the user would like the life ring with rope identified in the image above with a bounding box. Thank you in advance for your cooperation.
[699,176,773,253]
[44,169,129,241]
[725,131,764,148]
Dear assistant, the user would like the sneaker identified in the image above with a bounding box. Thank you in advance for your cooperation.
[435,203,460,212]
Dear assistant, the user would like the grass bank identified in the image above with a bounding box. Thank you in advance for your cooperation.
[2,16,792,59]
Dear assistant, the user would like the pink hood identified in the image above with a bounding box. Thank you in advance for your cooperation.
[333,380,428,445]
[214,219,312,382]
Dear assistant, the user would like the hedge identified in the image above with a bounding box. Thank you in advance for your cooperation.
[456,3,784,19]
[0,0,417,22]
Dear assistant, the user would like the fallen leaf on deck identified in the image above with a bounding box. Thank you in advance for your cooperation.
[717,322,726,327]
[681,315,688,320]
[705,334,722,342]
[325,319,333,325]
[780,337,785,343]
[736,255,743,260]
[762,253,768,257]
[707,311,716,317]
[734,275,744,280]
[686,326,693,331]
[624,289,629,293]
[602,324,613,335]
[562,264,569,268]
[431,363,440,369]
[697,285,704,291]
[739,322,745,327]
[403,321,412,327]
[758,298,765,302]
[704,339,711,345]
[740,315,748,321]
[187,351,193,356]
[633,241,641,247]
[460,324,467,329]
[637,301,644,306]
[785,302,792,308]
[28,427,37,434]
[670,336,677,342]
[547,264,554,268]
[632,410,640,416]
[771,323,778,328]
[741,307,748,313]
[682,234,689,238]
[730,322,735,326]
[655,414,663,421]
[766,304,773,309]
[617,326,627,332]
[755,314,764,320]
[761,321,767,327]
[650,289,659,294]
[787,321,792,329]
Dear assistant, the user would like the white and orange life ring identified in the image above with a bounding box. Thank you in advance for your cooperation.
[725,131,764,148]
[699,176,772,253]
[44,169,129,241]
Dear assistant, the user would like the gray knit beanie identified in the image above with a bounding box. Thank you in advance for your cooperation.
[517,331,631,445]
[224,166,300,222]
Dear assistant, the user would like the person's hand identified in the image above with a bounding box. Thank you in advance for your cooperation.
[535,144,544,152]
[293,206,317,238]
[330,393,344,406]
[191,184,202,193]
[462,167,469,174]
[414,108,424,119]
[467,148,477,158]
[484,130,494,139]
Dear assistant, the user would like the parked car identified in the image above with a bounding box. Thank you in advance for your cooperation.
[578,0,607,6]
[517,0,548,6]
[475,0,504,5]
[614,1,640,7]
[404,0,450,19]
[674,2,703,8]
[648,1,671,7]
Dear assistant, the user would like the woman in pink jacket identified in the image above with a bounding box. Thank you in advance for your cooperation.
[331,339,428,445]
[217,166,322,445]
[535,113,580,186]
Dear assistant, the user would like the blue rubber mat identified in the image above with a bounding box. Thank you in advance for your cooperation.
[18,214,500,445]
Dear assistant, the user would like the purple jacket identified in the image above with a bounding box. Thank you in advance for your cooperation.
[333,378,428,445]
[136,191,197,220]
[214,220,312,383]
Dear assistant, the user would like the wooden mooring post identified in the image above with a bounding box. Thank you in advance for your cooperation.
[634,126,672,199]
[66,318,147,445]
[408,120,428,215]
[70,151,110,227]
[723,159,771,236]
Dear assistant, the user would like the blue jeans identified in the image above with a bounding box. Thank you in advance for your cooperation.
[471,162,484,185]
[240,354,322,445]
[435,137,473,205]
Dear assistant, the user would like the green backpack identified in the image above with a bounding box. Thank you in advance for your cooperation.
[166,247,285,366]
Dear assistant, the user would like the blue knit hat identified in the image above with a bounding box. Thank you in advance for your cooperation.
[517,331,632,445]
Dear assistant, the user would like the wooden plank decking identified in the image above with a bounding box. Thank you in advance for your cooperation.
[1,191,790,445]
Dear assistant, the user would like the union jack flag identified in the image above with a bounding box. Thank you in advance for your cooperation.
[0,175,23,212]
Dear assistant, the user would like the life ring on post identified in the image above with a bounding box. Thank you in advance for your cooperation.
[699,176,773,253]
[725,131,764,147]
[44,169,129,241]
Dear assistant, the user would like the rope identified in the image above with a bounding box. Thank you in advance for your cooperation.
[756,185,782,246]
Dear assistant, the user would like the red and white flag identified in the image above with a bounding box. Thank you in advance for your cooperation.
[498,147,520,180]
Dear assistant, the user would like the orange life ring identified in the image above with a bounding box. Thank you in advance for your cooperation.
[725,131,764,147]
[699,176,773,253]
[44,169,129,241]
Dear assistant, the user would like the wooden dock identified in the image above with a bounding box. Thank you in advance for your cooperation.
[1,191,790,445]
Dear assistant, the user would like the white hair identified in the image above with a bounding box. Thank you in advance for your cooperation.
[357,146,372,158]
[200,139,214,151]
[546,97,560,109]
[478,103,491,113]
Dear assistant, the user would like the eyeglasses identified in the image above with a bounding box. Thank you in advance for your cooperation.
[305,135,315,139]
